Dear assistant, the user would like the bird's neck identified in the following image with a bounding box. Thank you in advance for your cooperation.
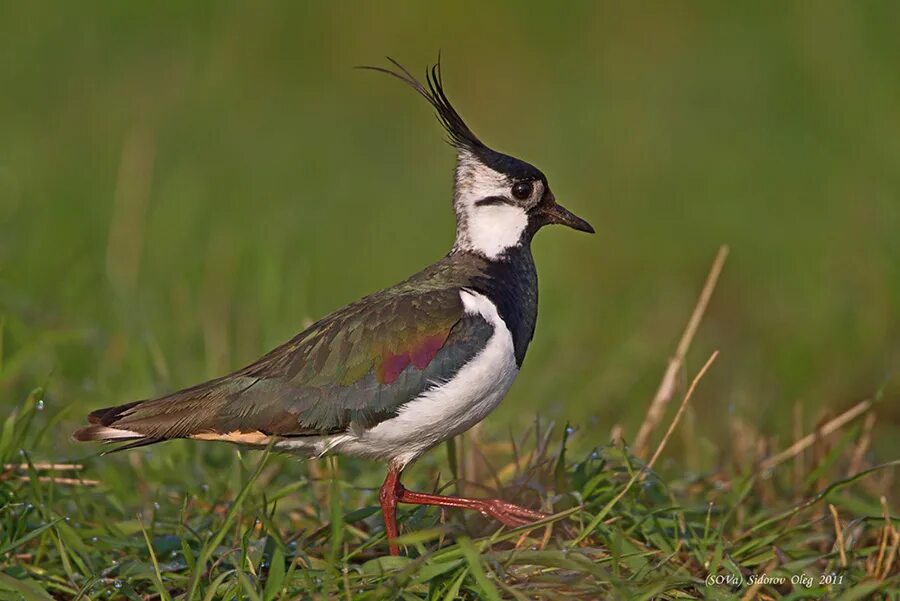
[461,244,538,367]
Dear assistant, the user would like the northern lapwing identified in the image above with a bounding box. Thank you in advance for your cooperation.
[74,59,594,555]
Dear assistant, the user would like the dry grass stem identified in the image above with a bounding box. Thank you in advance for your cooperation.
[646,350,719,471]
[572,350,718,546]
[829,504,847,568]
[635,245,729,457]
[883,530,900,581]
[609,424,623,444]
[874,496,891,578]
[739,557,778,601]
[848,412,876,476]
[3,463,84,471]
[17,476,99,486]
[792,402,804,501]
[759,400,872,472]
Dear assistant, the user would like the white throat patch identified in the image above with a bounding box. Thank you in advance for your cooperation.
[464,204,528,259]
[452,152,532,259]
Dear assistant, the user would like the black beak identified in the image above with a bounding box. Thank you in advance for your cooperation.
[541,199,595,233]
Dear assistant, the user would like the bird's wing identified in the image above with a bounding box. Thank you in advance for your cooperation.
[75,286,494,445]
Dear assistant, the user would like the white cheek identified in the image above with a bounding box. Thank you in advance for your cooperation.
[466,204,528,259]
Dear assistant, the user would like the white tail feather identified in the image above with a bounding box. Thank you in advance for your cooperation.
[93,427,142,440]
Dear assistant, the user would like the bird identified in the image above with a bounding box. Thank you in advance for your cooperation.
[73,58,594,556]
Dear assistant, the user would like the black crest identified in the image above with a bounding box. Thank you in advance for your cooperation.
[358,58,484,153]
[360,57,547,182]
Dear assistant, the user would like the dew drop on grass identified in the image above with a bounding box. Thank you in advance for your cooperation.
[590,451,600,460]
[36,399,45,411]
[91,536,99,543]
[113,581,123,590]
[565,426,575,434]
[153,502,161,510]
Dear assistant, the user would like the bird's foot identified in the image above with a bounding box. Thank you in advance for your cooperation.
[378,465,548,556]
[474,498,548,528]
[395,486,547,529]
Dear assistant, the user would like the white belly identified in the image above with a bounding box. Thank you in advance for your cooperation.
[278,290,519,468]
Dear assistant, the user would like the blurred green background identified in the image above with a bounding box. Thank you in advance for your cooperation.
[1,2,898,463]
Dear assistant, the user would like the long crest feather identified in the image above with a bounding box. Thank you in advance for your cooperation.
[357,57,484,152]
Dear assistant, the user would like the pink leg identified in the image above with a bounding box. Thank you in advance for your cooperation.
[379,465,402,556]
[379,464,547,555]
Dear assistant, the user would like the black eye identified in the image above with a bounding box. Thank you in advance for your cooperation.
[511,181,533,200]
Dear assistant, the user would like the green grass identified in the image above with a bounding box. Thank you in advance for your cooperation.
[1,382,897,599]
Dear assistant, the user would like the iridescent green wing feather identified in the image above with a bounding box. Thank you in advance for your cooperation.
[79,268,494,442]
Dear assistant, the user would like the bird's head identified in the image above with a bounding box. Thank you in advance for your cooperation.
[361,59,594,260]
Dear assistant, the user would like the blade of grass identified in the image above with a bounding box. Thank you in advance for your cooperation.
[238,571,262,601]
[574,351,718,544]
[441,567,468,601]
[0,517,63,556]
[187,446,272,601]
[457,537,500,601]
[262,544,286,601]
[0,573,55,601]
[328,457,344,566]
[735,459,900,542]
[140,518,173,601]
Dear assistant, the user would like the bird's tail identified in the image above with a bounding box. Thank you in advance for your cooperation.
[72,400,166,451]
[72,375,283,452]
